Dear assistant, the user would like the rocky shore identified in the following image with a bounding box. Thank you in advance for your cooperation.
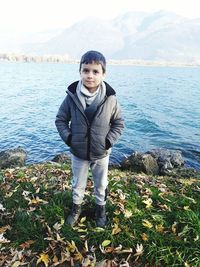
[0,147,199,178]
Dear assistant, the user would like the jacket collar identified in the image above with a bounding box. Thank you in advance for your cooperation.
[67,81,116,96]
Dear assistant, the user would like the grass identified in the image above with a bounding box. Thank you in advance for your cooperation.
[0,162,200,266]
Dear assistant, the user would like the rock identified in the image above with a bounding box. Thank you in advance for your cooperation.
[169,166,200,178]
[51,153,71,164]
[0,147,27,169]
[147,148,184,174]
[121,149,185,175]
[121,151,159,175]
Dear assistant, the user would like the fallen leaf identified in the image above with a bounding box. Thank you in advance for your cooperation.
[142,198,153,209]
[36,253,49,267]
[0,204,6,211]
[52,255,59,263]
[74,251,83,261]
[11,261,21,267]
[80,217,86,223]
[19,239,35,249]
[172,222,177,234]
[112,223,121,235]
[184,262,190,267]
[53,222,62,231]
[123,209,133,218]
[155,224,165,233]
[134,243,144,261]
[0,225,11,234]
[102,240,111,247]
[30,196,48,205]
[142,219,153,229]
[67,240,77,253]
[141,233,148,241]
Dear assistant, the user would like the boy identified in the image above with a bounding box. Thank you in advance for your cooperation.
[55,50,124,227]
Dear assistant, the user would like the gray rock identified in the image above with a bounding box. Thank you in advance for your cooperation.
[0,147,27,169]
[121,149,185,175]
[51,153,71,164]
[121,151,159,175]
[147,148,184,174]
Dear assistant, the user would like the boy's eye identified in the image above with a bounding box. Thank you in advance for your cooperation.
[83,69,89,73]
[93,70,99,74]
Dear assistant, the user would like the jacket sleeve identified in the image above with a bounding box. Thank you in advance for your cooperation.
[55,96,72,146]
[106,98,124,147]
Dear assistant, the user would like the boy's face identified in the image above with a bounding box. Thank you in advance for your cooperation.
[80,62,105,93]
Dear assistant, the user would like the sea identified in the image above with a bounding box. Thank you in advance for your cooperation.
[0,62,200,170]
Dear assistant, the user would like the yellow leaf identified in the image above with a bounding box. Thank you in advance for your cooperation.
[142,198,153,209]
[77,228,87,233]
[36,253,49,267]
[77,223,85,227]
[172,222,177,234]
[74,251,83,261]
[112,217,120,223]
[80,217,86,223]
[142,219,153,229]
[180,178,197,186]
[102,240,111,247]
[141,233,148,241]
[184,262,190,267]
[67,240,76,252]
[155,224,165,233]
[93,227,105,232]
[113,210,121,215]
[84,240,89,252]
[123,209,133,218]
[30,196,48,205]
[11,262,21,267]
[112,223,121,235]
[61,218,65,225]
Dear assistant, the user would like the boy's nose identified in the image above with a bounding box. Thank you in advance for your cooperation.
[87,71,93,78]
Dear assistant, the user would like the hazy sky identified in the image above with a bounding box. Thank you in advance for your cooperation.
[1,0,200,34]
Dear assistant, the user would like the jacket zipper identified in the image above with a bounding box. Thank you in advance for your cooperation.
[87,126,91,160]
[86,97,108,160]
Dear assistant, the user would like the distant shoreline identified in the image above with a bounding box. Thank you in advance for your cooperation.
[1,53,200,67]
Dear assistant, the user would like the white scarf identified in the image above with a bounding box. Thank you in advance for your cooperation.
[77,80,106,110]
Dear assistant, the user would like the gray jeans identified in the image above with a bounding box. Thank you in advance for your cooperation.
[71,154,109,205]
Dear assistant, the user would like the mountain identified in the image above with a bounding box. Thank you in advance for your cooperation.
[22,17,124,58]
[14,11,200,62]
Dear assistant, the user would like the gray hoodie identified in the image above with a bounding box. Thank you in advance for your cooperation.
[55,81,124,161]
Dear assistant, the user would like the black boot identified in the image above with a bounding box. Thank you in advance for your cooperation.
[66,203,81,227]
[95,204,107,228]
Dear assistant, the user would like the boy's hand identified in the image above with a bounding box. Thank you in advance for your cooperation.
[105,139,111,150]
